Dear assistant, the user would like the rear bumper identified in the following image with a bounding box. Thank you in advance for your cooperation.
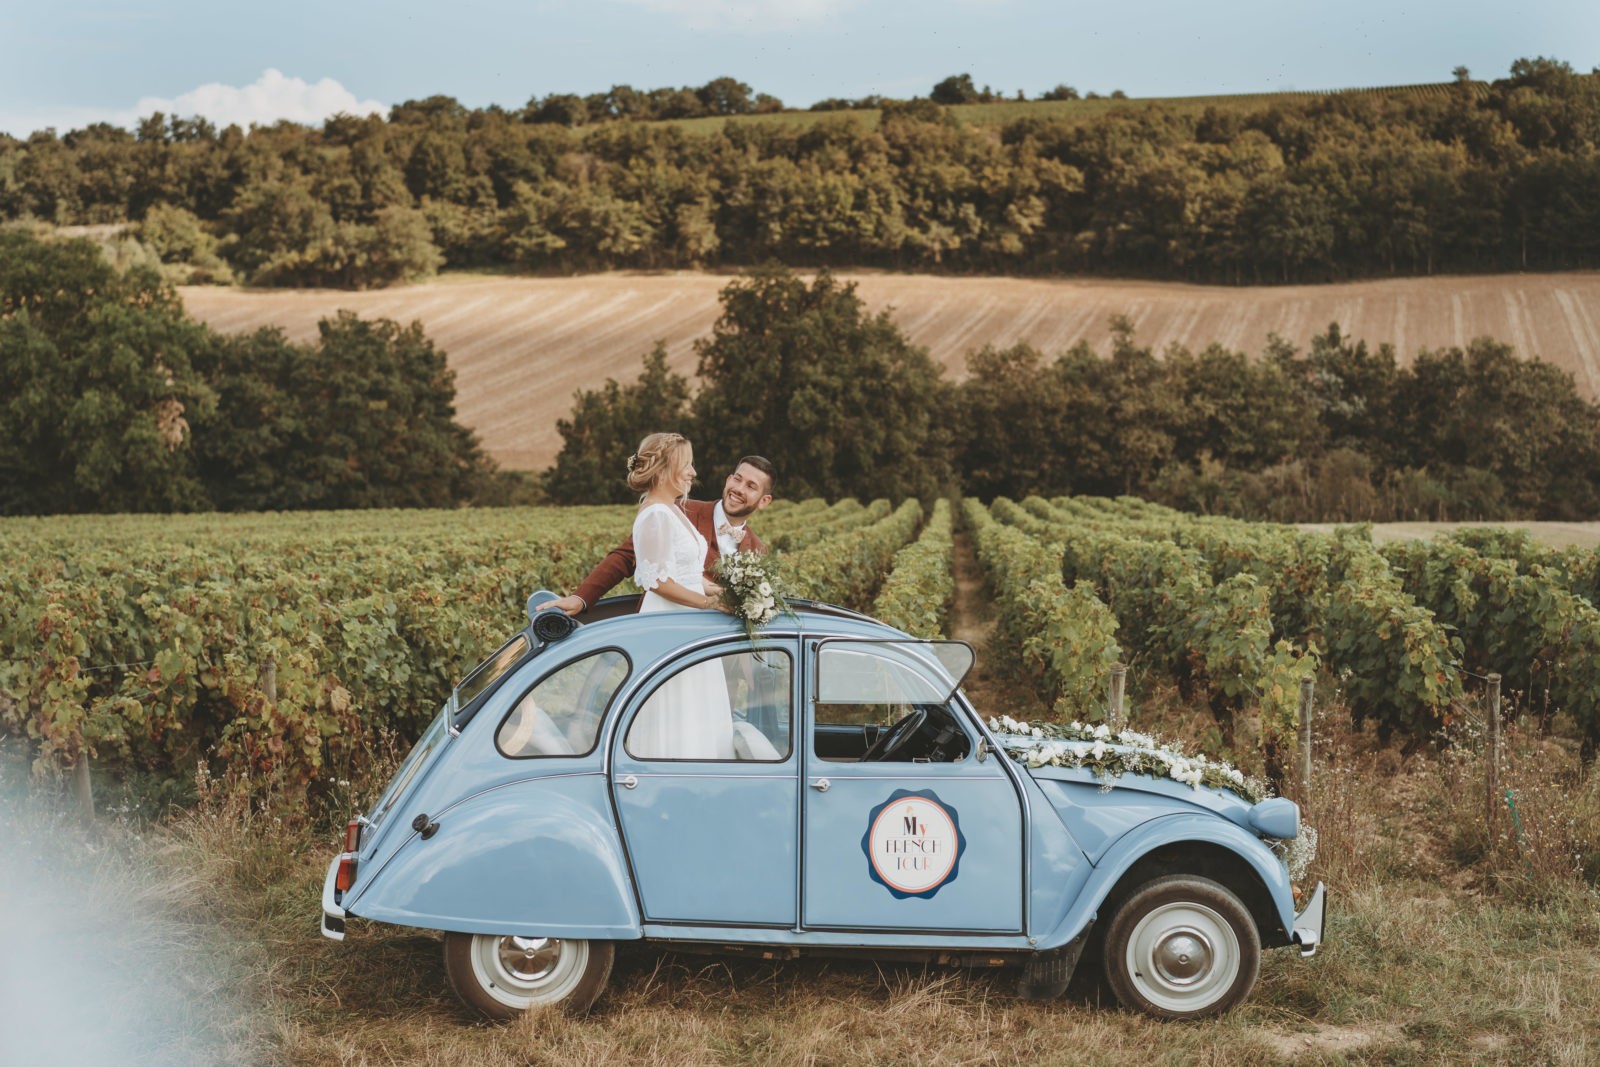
[320,854,348,942]
[1292,881,1326,957]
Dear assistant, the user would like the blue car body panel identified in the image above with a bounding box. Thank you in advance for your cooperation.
[346,772,639,938]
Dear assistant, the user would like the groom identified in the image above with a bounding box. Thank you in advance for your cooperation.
[541,455,777,616]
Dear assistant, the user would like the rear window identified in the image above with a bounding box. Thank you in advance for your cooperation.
[498,650,629,758]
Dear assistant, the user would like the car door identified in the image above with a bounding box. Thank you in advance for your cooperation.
[611,640,800,928]
[801,639,1025,933]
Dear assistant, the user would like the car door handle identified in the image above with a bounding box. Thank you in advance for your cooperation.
[619,775,638,789]
[811,778,830,793]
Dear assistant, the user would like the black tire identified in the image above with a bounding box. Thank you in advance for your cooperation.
[444,933,613,1020]
[1102,874,1260,1020]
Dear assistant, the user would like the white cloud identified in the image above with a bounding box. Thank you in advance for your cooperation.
[607,0,861,31]
[0,70,386,138]
[130,69,387,129]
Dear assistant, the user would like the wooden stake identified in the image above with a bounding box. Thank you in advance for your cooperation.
[1107,664,1127,731]
[1298,676,1315,807]
[1486,673,1502,838]
[262,655,277,706]
[73,757,94,824]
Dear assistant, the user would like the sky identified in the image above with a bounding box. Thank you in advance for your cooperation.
[2,0,1596,138]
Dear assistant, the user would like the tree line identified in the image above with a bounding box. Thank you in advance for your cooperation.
[1,59,1596,288]
[5,232,1597,520]
[548,267,1600,523]
[0,230,496,515]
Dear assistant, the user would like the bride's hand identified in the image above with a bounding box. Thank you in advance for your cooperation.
[700,582,728,611]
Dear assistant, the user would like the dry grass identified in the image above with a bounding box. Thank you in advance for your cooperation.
[179,271,1600,472]
[7,696,1600,1066]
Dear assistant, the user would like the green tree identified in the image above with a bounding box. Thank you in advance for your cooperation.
[691,267,952,499]
[931,74,980,105]
[0,230,214,513]
[952,342,1070,499]
[543,343,692,504]
[190,312,491,509]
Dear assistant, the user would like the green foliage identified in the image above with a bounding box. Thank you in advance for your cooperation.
[962,498,1121,719]
[543,344,692,505]
[691,267,953,501]
[782,498,922,611]
[190,312,492,510]
[953,320,1600,522]
[0,506,632,803]
[7,60,1597,283]
[136,203,233,284]
[872,499,954,638]
[0,228,488,514]
[0,230,215,514]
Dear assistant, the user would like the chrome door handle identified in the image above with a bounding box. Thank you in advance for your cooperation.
[619,774,638,790]
[811,778,830,793]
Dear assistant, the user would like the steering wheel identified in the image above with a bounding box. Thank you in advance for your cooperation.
[860,707,929,762]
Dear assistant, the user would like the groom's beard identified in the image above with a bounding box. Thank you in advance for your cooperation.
[722,497,759,522]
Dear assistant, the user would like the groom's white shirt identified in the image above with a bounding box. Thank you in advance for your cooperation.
[712,500,746,557]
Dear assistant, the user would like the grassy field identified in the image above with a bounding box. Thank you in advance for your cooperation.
[180,270,1600,473]
[664,80,1482,135]
[8,682,1599,1066]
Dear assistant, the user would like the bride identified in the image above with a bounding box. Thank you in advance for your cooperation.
[624,432,736,759]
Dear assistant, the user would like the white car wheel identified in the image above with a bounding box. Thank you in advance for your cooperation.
[444,932,613,1019]
[1103,875,1260,1019]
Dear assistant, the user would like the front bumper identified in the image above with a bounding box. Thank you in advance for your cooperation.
[1292,881,1326,957]
[320,853,348,942]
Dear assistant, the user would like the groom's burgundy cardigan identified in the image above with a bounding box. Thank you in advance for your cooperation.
[571,498,769,609]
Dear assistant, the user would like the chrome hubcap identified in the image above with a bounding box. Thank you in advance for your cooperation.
[497,936,561,983]
[1126,901,1239,1012]
[469,932,589,1009]
[1153,929,1212,984]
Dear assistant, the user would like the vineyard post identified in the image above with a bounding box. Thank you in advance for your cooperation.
[73,757,94,824]
[263,655,277,706]
[1486,673,1502,838]
[1298,676,1314,806]
[1108,664,1127,730]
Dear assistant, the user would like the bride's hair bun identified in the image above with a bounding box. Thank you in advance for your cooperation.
[626,432,691,495]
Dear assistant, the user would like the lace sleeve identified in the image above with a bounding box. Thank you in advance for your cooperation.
[632,506,674,592]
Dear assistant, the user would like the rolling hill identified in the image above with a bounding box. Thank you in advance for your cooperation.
[179,270,1600,472]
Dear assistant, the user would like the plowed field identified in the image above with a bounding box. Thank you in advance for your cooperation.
[180,271,1600,472]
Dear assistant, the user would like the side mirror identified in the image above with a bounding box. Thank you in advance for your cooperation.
[976,738,991,763]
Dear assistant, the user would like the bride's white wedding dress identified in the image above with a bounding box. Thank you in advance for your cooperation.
[628,502,736,759]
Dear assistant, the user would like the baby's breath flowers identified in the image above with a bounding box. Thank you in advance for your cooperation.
[713,551,792,641]
[986,714,1268,803]
[986,715,1317,877]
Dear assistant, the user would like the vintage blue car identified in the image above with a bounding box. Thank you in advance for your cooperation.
[321,592,1324,1021]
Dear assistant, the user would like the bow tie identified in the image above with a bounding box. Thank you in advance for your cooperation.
[717,522,746,546]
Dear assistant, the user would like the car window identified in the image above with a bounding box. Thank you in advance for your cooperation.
[625,649,792,762]
[813,644,972,764]
[497,649,629,758]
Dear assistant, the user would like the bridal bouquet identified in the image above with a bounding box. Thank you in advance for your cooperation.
[713,551,793,641]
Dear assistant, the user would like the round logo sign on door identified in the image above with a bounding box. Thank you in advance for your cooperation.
[861,789,967,899]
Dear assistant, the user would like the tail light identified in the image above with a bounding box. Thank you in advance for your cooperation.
[335,854,359,893]
[344,816,363,853]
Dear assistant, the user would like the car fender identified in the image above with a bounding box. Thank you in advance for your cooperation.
[345,772,641,939]
[1034,812,1293,951]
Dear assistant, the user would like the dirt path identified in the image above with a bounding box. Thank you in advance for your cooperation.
[948,527,1026,715]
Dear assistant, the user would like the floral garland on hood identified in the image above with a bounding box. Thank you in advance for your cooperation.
[987,714,1269,804]
[987,714,1318,880]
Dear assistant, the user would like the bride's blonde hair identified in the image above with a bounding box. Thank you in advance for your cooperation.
[626,432,692,496]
